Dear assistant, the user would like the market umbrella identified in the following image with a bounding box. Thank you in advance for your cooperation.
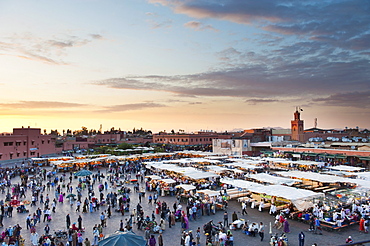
[98,231,146,246]
[66,194,76,198]
[74,170,93,177]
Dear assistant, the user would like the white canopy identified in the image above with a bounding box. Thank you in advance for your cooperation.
[164,158,220,164]
[196,189,220,197]
[223,163,263,170]
[276,171,370,190]
[145,175,161,180]
[144,162,219,180]
[356,172,370,180]
[186,172,219,180]
[328,165,365,172]
[248,173,302,186]
[175,184,196,191]
[205,166,230,173]
[275,170,350,183]
[159,178,176,184]
[221,177,323,210]
[221,178,265,191]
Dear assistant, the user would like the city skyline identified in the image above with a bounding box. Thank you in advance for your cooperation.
[0,0,369,133]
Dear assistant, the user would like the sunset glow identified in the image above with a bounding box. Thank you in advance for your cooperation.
[0,0,369,133]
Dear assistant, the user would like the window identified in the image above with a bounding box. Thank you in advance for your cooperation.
[31,141,35,145]
[4,142,13,146]
[23,152,26,157]
[48,140,50,144]
[30,152,35,156]
[17,153,20,157]
[16,142,21,146]
[9,153,13,159]
[23,141,26,146]
[41,140,44,144]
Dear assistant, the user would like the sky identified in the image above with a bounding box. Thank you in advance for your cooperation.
[0,0,369,133]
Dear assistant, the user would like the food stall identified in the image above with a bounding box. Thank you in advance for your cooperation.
[175,184,197,203]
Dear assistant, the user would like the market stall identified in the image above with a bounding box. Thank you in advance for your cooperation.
[247,173,302,186]
[175,184,197,203]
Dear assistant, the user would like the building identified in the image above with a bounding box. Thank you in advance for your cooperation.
[0,127,57,161]
[152,131,227,146]
[212,139,251,156]
[291,108,304,142]
[270,129,291,142]
[237,129,272,142]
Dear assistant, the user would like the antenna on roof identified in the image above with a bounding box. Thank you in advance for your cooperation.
[314,118,317,128]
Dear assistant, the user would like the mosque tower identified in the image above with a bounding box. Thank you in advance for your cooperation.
[291,107,304,142]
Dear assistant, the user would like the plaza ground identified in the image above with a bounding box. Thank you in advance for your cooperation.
[1,167,369,246]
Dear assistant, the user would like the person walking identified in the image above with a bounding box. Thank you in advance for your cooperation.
[149,235,156,246]
[93,227,99,246]
[30,231,39,246]
[145,228,151,244]
[100,212,106,227]
[232,211,238,222]
[314,217,322,235]
[259,222,264,241]
[158,232,163,246]
[241,202,248,216]
[84,238,91,246]
[76,200,81,212]
[77,234,84,246]
[44,224,50,235]
[66,214,71,229]
[196,227,201,246]
[283,219,290,233]
[223,211,229,227]
[78,215,83,230]
[298,231,305,246]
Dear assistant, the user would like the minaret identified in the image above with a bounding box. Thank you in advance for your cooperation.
[291,107,304,142]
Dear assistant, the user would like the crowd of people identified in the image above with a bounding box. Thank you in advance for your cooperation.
[0,153,365,246]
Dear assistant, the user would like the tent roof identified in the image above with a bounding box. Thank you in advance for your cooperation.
[175,184,196,191]
[248,173,302,186]
[328,165,364,172]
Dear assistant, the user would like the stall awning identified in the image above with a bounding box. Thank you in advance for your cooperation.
[175,184,196,191]
[160,178,176,184]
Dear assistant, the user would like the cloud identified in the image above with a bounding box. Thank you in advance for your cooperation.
[149,19,173,29]
[0,101,87,109]
[150,0,370,51]
[95,50,370,101]
[90,34,103,40]
[99,102,166,112]
[189,102,203,105]
[149,0,290,24]
[145,11,173,29]
[315,91,370,108]
[245,99,279,105]
[93,0,370,110]
[0,33,104,64]
[184,21,219,32]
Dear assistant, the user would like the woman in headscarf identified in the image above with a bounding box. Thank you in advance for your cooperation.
[59,193,64,203]
[283,218,290,233]
[183,213,189,230]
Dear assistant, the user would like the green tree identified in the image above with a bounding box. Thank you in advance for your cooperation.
[117,142,133,150]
